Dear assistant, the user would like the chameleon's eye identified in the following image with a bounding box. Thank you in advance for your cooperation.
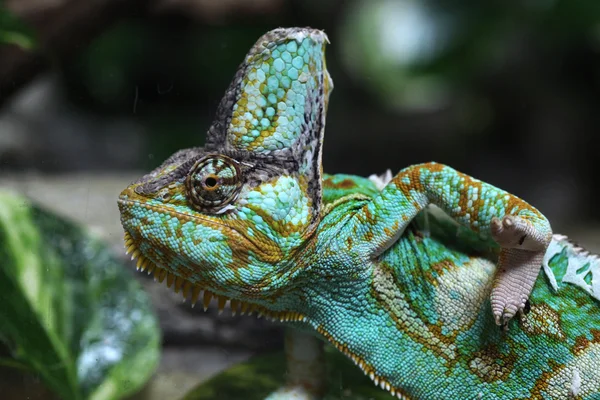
[185,155,242,213]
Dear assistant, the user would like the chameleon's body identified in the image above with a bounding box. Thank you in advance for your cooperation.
[118,28,600,399]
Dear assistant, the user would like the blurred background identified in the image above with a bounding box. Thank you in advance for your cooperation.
[1,0,599,398]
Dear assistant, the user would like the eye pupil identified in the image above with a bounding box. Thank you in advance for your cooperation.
[204,177,218,188]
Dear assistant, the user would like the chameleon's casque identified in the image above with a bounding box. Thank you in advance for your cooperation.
[119,27,600,399]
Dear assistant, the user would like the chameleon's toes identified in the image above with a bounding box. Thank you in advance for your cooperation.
[491,216,528,248]
[491,215,548,251]
[490,248,545,326]
[491,285,526,327]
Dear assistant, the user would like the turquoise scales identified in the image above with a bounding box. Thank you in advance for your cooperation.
[118,28,600,399]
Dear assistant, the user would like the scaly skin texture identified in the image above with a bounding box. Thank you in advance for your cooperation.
[118,28,600,399]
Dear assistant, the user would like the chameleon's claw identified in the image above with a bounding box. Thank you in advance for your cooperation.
[523,299,531,315]
[490,216,550,326]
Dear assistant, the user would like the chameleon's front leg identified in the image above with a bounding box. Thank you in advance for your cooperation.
[265,329,326,400]
[349,162,552,326]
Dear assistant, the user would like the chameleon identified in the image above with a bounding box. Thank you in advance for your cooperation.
[117,27,600,399]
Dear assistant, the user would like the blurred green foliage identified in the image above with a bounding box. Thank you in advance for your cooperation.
[0,0,36,50]
[341,0,600,111]
[0,191,160,400]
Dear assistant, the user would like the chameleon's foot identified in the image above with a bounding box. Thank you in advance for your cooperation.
[264,386,321,400]
[490,216,550,326]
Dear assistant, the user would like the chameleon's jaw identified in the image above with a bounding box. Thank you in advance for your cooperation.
[122,230,307,323]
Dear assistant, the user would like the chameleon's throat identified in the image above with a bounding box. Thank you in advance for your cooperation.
[123,231,308,323]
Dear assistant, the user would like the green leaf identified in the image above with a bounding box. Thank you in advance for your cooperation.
[0,191,160,400]
[182,345,395,400]
[0,2,37,50]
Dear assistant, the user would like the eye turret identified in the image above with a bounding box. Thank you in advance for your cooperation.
[185,155,243,213]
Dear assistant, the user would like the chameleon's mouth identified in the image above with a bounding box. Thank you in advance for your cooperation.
[123,231,307,322]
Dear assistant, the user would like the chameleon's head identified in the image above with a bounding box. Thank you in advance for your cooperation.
[118,27,333,317]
